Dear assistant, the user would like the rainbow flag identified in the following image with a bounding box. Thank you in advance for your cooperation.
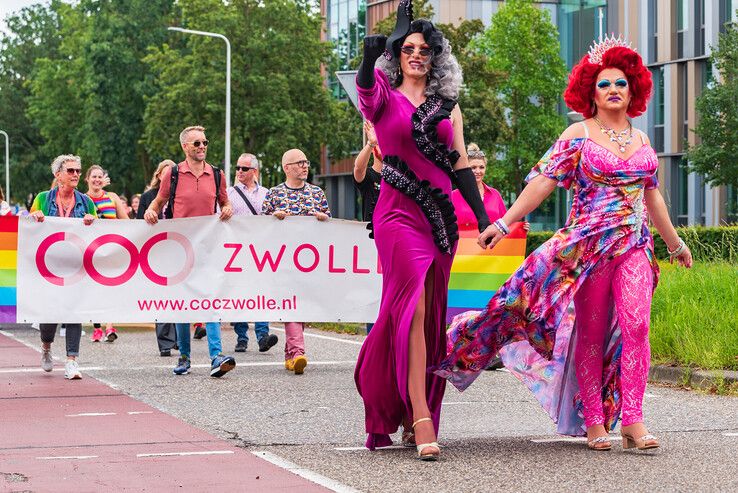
[447,221,527,323]
[0,216,18,323]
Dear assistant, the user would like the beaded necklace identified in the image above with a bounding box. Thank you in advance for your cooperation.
[593,116,633,153]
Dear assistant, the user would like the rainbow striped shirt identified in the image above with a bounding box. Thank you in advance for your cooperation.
[89,191,117,219]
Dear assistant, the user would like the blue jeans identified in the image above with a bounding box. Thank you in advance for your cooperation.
[233,322,269,344]
[176,322,222,360]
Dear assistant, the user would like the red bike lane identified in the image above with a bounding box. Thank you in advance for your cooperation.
[0,332,331,492]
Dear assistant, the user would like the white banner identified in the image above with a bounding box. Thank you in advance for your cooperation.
[17,215,381,323]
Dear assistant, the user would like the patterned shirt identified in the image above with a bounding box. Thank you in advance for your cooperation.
[227,182,268,216]
[262,183,331,217]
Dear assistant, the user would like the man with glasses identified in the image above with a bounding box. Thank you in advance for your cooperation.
[263,148,331,374]
[226,153,278,353]
[144,125,236,378]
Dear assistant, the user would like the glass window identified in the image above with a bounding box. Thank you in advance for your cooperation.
[557,0,608,69]
[649,0,658,62]
[696,0,706,56]
[682,64,689,143]
[677,0,688,58]
[652,67,665,152]
[720,0,735,32]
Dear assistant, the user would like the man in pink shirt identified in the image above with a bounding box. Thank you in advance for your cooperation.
[144,125,236,378]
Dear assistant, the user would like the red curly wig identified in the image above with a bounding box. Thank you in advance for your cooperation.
[564,46,653,119]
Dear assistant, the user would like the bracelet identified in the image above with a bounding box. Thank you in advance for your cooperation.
[493,218,510,236]
[667,238,686,257]
[367,142,378,148]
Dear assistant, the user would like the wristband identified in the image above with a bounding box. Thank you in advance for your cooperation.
[493,218,510,236]
[667,238,686,257]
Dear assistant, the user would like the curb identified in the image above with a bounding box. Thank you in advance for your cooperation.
[649,365,738,390]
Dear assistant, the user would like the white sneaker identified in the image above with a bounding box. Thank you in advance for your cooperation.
[64,359,82,380]
[41,349,53,372]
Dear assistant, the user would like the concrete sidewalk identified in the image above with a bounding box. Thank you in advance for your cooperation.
[0,331,330,492]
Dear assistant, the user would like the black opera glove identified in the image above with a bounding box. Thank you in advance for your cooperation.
[455,167,491,234]
[357,35,387,89]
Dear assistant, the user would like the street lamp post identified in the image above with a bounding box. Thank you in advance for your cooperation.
[168,26,232,185]
[0,130,8,201]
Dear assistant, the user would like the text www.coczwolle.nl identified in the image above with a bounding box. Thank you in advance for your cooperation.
[137,295,298,312]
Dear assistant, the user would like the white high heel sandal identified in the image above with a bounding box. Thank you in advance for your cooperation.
[412,417,440,461]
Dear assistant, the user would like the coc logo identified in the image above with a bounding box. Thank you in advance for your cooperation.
[35,232,194,286]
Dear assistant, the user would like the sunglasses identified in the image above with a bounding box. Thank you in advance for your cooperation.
[235,166,257,171]
[285,160,310,168]
[400,45,432,57]
[597,78,628,89]
[65,168,82,175]
[187,140,209,148]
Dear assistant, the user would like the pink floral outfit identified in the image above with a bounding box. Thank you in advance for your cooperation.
[436,125,660,435]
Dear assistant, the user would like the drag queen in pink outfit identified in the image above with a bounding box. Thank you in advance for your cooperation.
[354,1,492,461]
[437,36,693,452]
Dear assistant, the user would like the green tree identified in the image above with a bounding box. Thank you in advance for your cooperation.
[143,0,353,188]
[0,2,64,202]
[27,0,174,197]
[686,22,738,187]
[473,0,566,193]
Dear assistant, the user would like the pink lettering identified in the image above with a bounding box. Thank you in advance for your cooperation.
[250,244,286,272]
[224,243,243,272]
[328,245,347,273]
[352,245,371,274]
[293,244,320,273]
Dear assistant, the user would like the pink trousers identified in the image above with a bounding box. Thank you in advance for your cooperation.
[573,247,653,428]
[284,322,305,360]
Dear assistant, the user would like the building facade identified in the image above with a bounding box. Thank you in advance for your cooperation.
[321,0,736,226]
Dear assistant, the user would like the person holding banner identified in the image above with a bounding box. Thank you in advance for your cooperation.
[29,154,97,380]
[143,126,236,378]
[85,164,128,344]
[226,153,278,354]
[263,148,331,375]
[353,0,492,461]
[437,36,693,452]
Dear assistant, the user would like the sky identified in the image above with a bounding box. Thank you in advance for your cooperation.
[0,0,51,35]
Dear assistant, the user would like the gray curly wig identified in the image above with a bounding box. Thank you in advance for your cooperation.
[377,19,463,100]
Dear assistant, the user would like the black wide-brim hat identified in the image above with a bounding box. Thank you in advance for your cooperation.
[383,0,414,61]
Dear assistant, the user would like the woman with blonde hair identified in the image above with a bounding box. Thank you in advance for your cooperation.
[137,160,175,219]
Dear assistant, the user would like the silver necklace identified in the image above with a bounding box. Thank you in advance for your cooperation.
[594,116,633,153]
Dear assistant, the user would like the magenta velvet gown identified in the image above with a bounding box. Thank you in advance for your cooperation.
[354,69,461,449]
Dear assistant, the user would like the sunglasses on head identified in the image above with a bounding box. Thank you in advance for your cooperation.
[597,78,628,89]
[187,140,209,148]
[400,45,432,57]
[65,168,82,175]
[235,166,256,171]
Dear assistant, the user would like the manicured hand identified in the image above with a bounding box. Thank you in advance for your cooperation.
[363,35,387,62]
[219,204,233,221]
[523,221,531,231]
[478,224,504,250]
[82,214,95,225]
[144,208,159,224]
[273,211,287,220]
[315,212,329,221]
[30,210,45,223]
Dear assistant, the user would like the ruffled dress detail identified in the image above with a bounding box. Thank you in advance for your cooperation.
[435,137,660,436]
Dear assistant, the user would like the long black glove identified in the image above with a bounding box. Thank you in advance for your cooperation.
[455,167,491,234]
[357,35,387,89]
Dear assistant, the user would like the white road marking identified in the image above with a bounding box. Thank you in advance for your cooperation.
[253,450,360,493]
[0,361,355,373]
[137,450,234,458]
[37,455,98,460]
[723,432,738,437]
[443,401,484,406]
[644,392,658,398]
[128,411,154,415]
[334,445,405,451]
[272,327,364,346]
[66,412,116,417]
[0,329,43,353]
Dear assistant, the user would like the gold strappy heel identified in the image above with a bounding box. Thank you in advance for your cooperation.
[412,417,440,461]
[621,432,659,450]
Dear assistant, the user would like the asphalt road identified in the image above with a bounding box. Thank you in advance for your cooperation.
[3,324,737,492]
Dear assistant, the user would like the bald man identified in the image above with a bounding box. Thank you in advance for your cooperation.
[262,149,331,374]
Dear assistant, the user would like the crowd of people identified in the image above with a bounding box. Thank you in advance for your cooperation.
[16,0,696,462]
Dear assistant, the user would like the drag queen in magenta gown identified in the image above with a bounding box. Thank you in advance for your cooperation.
[436,36,693,451]
[353,1,492,460]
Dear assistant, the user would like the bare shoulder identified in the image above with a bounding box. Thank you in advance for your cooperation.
[451,103,463,124]
[638,129,652,146]
[559,121,587,141]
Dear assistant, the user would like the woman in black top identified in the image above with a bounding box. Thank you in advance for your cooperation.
[137,159,174,219]
[353,120,383,225]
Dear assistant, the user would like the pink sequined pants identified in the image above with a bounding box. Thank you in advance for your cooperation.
[574,247,653,428]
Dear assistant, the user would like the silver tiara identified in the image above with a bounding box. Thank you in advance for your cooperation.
[587,34,634,65]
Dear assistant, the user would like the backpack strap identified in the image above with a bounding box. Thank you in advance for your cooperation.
[165,164,179,219]
[233,186,258,215]
[212,166,221,213]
